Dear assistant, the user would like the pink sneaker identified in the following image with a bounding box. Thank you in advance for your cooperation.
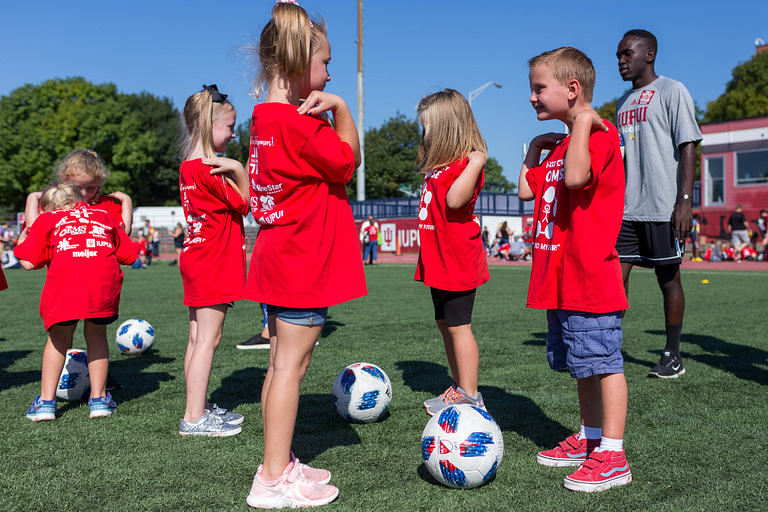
[563,450,632,492]
[536,434,599,467]
[247,461,338,509]
[256,452,331,485]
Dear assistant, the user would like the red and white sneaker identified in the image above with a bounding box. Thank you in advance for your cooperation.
[537,434,599,467]
[247,461,338,509]
[257,452,331,485]
[563,450,632,492]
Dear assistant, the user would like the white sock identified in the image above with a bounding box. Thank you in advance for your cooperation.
[596,436,623,452]
[584,426,602,440]
[457,386,478,400]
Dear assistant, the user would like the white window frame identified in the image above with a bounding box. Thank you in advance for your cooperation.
[705,155,725,206]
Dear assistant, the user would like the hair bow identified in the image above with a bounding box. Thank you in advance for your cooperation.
[275,0,312,26]
[202,84,228,103]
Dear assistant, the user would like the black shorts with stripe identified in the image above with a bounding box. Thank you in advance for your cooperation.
[616,220,683,268]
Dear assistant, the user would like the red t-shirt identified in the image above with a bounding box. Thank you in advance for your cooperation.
[178,159,248,307]
[414,157,489,292]
[14,204,138,330]
[246,103,367,308]
[0,266,7,291]
[363,224,378,242]
[524,122,628,313]
[89,195,125,228]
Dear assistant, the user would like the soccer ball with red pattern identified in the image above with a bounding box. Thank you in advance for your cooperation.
[421,404,504,488]
[331,363,392,423]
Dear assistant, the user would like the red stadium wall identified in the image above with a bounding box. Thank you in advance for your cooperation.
[354,218,421,254]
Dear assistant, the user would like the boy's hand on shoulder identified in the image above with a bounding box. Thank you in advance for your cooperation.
[573,109,609,133]
[531,133,567,151]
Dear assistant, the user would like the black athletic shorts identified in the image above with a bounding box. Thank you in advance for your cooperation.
[615,220,683,268]
[430,288,476,327]
[56,315,119,327]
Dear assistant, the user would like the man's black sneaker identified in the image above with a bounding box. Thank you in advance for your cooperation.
[237,334,270,350]
[106,374,123,391]
[648,350,685,378]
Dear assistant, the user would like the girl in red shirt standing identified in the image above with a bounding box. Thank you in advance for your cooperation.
[414,89,490,417]
[177,85,250,437]
[245,1,365,508]
[15,183,138,421]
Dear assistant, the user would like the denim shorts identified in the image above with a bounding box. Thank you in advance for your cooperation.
[265,304,328,327]
[546,309,624,379]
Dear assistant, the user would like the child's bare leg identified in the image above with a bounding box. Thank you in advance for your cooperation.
[598,373,627,440]
[261,319,321,481]
[83,321,109,399]
[184,308,199,379]
[577,375,602,429]
[184,305,228,422]
[261,314,278,427]
[437,320,479,396]
[40,324,77,400]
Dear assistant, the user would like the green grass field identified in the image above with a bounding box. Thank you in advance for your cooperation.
[1,263,767,511]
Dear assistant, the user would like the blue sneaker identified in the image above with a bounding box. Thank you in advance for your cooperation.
[88,392,117,418]
[27,395,57,421]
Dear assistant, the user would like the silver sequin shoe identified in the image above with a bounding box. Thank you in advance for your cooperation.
[179,412,242,437]
[206,403,244,425]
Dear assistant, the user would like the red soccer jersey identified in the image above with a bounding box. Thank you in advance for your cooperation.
[524,122,629,313]
[246,103,367,308]
[0,266,7,291]
[363,224,379,242]
[13,204,138,330]
[414,157,489,292]
[178,159,248,307]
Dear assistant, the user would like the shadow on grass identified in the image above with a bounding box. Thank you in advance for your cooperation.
[647,330,768,385]
[210,366,267,410]
[522,332,547,347]
[396,360,571,448]
[0,349,39,392]
[320,314,345,339]
[292,393,362,461]
[108,349,175,403]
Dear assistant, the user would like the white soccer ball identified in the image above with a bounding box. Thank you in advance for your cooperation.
[421,404,504,489]
[56,349,91,402]
[116,319,155,355]
[331,362,392,423]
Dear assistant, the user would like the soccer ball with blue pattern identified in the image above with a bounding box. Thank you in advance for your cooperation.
[56,349,91,401]
[421,404,504,489]
[331,363,392,423]
[115,319,155,355]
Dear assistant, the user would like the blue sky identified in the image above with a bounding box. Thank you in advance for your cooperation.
[1,1,765,190]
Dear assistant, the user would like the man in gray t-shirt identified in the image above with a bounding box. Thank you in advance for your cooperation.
[615,29,702,379]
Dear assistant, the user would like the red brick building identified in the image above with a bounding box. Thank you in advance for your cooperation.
[698,115,768,239]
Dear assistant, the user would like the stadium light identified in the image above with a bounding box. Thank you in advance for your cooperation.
[469,82,502,107]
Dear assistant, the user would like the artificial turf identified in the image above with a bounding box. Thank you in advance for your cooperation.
[1,262,767,511]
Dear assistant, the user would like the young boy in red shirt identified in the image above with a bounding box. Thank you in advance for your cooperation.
[518,47,631,492]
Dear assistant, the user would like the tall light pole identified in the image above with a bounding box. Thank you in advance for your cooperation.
[468,81,502,107]
[356,0,365,201]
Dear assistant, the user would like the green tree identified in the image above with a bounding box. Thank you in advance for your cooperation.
[483,157,514,193]
[0,77,181,215]
[347,114,422,199]
[347,114,512,199]
[595,97,618,124]
[704,52,768,123]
